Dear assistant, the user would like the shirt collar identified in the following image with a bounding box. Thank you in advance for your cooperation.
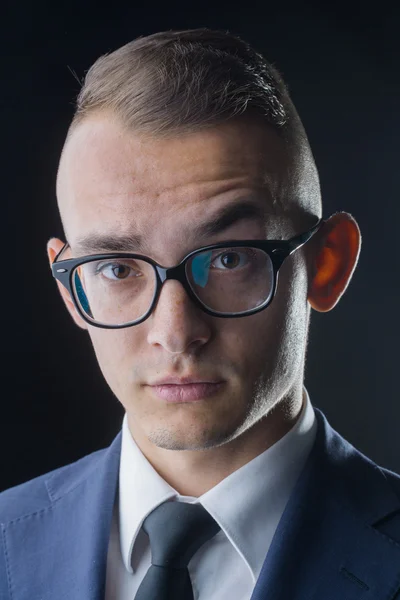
[119,386,317,580]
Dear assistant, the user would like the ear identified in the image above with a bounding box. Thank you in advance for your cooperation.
[307,212,361,312]
[47,238,88,330]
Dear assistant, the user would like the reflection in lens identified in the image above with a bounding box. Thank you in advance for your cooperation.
[72,258,157,325]
[191,251,212,287]
[187,247,274,314]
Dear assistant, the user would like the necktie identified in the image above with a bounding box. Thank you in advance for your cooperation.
[134,500,221,600]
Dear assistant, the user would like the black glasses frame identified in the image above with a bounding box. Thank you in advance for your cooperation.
[51,218,325,329]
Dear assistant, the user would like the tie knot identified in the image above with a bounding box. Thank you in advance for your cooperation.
[142,501,221,569]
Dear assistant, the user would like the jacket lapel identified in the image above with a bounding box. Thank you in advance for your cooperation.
[251,409,400,600]
[3,431,122,600]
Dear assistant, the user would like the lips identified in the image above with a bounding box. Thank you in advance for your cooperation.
[149,376,222,386]
[147,377,224,402]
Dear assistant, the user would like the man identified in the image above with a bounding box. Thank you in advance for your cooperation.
[1,27,399,600]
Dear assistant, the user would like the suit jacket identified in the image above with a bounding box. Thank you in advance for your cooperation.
[1,408,400,600]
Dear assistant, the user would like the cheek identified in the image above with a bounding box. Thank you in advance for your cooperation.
[265,257,310,375]
[219,257,309,380]
[87,327,144,395]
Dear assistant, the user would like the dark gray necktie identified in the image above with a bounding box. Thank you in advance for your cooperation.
[134,501,221,600]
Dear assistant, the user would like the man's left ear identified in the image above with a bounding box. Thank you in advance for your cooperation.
[307,212,361,313]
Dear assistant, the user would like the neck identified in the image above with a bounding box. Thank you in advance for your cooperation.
[127,384,305,497]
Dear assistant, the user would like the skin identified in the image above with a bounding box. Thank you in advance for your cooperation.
[47,114,361,497]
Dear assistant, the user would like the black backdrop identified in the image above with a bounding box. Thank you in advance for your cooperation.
[2,0,399,492]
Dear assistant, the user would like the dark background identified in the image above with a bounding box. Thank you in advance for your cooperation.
[1,0,399,492]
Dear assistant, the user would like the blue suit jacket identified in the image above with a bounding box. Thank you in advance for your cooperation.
[1,408,400,600]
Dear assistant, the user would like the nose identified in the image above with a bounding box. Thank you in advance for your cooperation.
[146,279,212,354]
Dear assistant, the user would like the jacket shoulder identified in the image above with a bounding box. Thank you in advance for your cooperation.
[376,465,400,540]
[381,464,400,492]
[0,445,108,525]
[315,408,400,543]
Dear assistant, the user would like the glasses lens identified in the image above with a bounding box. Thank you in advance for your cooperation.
[186,246,274,314]
[72,257,157,326]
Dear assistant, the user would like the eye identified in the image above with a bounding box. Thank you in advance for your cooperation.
[211,249,252,270]
[95,260,142,281]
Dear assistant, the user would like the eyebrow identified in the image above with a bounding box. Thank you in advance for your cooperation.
[73,231,145,255]
[72,198,267,255]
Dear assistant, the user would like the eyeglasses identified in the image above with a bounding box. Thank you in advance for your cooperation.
[51,218,324,329]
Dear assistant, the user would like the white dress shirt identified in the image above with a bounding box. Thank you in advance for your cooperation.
[105,386,317,600]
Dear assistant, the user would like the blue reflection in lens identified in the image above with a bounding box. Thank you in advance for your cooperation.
[191,251,212,287]
[74,270,92,315]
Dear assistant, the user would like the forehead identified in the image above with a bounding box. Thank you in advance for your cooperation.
[57,114,291,254]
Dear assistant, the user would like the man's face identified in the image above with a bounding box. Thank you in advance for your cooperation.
[55,115,311,452]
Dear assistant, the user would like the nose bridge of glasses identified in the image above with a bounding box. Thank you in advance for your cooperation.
[154,262,199,311]
[152,263,197,313]
[155,262,188,286]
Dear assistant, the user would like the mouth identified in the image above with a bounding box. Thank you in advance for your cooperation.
[146,379,224,403]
